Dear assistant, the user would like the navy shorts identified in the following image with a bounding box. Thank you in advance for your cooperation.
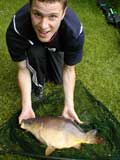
[27,45,64,87]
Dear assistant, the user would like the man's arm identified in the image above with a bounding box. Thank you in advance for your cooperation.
[17,60,35,124]
[62,64,83,124]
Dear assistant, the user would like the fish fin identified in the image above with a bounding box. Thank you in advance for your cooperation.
[45,146,55,156]
[87,129,97,136]
[86,129,102,144]
[73,144,81,149]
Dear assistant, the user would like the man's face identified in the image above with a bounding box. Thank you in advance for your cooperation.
[30,0,66,42]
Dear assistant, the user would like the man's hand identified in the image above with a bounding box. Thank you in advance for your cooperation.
[18,107,35,124]
[62,105,84,124]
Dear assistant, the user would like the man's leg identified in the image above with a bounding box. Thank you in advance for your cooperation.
[47,50,64,84]
[27,45,47,86]
[26,46,64,101]
[27,45,47,101]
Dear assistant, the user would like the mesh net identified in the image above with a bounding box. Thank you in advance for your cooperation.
[0,80,120,160]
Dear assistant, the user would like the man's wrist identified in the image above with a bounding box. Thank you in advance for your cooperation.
[22,103,32,111]
[64,102,74,108]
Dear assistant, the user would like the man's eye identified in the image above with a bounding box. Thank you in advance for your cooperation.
[49,15,58,20]
[33,12,41,17]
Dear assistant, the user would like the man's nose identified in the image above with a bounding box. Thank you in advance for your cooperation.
[39,17,48,29]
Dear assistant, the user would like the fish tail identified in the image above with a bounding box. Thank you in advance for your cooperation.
[86,129,103,144]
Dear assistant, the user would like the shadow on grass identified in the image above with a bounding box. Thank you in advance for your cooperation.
[0,80,120,160]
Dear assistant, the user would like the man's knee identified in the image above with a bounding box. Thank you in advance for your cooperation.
[27,45,46,61]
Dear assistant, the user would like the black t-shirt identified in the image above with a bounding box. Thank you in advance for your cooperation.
[6,3,84,65]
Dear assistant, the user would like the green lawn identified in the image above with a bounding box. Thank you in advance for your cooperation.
[74,0,120,120]
[0,0,120,159]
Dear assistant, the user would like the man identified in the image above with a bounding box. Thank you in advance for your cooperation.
[6,0,84,124]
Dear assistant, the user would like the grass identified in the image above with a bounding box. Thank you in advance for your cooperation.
[0,0,120,159]
[70,0,120,120]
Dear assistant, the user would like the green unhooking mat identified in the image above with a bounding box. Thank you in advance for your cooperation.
[0,80,120,160]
